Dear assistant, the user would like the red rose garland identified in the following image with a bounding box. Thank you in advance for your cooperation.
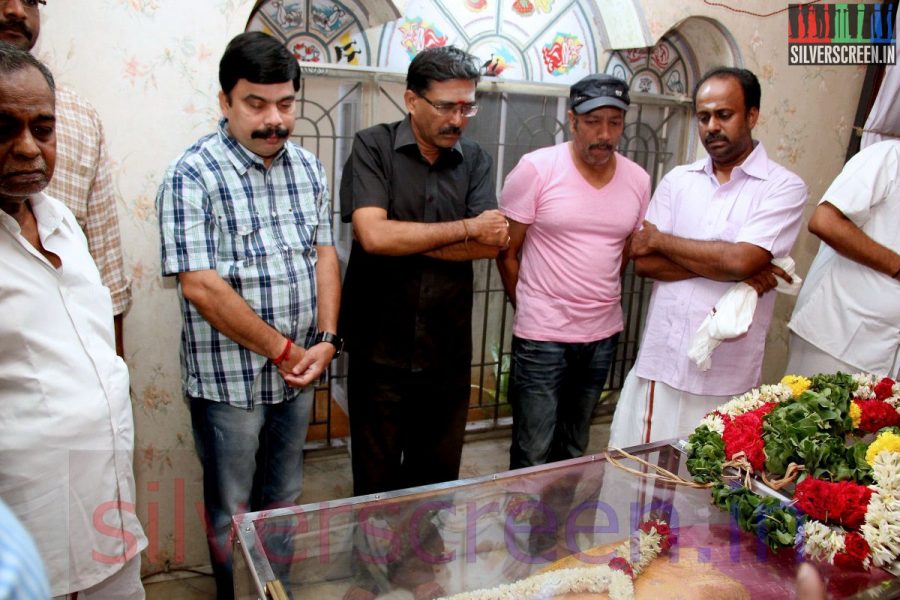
[834,532,872,570]
[854,399,900,432]
[794,478,873,530]
[874,378,897,401]
[722,402,776,471]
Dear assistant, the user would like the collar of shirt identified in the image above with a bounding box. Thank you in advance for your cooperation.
[394,114,464,164]
[216,118,295,175]
[0,192,66,240]
[692,140,770,182]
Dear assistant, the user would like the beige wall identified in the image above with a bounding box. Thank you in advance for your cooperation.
[35,0,866,573]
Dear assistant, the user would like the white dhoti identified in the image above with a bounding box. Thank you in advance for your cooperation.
[608,369,729,449]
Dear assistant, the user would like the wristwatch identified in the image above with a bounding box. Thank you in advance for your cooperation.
[314,331,344,357]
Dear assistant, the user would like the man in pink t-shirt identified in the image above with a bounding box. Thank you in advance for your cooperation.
[498,74,651,469]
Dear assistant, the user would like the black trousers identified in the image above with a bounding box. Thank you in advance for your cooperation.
[348,356,470,496]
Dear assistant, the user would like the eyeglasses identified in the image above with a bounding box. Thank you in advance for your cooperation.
[416,93,479,118]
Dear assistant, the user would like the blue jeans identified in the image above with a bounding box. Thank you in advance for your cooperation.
[190,393,313,600]
[509,334,619,469]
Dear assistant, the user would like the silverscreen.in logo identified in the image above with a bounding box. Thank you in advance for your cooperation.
[788,3,896,65]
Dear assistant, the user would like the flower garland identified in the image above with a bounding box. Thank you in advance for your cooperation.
[439,521,674,600]
[685,372,900,571]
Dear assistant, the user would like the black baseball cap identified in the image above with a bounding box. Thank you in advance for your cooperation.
[569,74,630,114]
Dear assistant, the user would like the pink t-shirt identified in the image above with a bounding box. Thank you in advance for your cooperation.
[500,143,651,342]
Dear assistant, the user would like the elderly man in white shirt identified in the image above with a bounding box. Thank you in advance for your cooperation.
[0,44,146,598]
[788,140,900,379]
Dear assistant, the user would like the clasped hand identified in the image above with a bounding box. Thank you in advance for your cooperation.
[629,220,659,257]
[468,209,510,247]
[277,342,335,388]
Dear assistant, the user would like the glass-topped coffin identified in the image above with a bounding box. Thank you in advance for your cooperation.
[232,441,895,599]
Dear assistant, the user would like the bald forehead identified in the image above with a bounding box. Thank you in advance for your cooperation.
[695,76,744,108]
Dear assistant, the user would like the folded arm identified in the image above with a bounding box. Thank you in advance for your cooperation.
[352,206,508,257]
[630,220,773,282]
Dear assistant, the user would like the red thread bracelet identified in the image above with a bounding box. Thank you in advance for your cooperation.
[271,338,292,366]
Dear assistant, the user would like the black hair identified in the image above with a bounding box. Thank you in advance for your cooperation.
[693,67,761,112]
[0,40,55,93]
[219,32,300,97]
[406,46,481,96]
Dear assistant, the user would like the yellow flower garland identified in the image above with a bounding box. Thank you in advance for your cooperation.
[780,374,812,397]
[849,401,862,429]
[866,430,900,466]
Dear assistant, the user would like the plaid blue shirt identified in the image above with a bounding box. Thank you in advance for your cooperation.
[0,498,50,599]
[157,119,333,407]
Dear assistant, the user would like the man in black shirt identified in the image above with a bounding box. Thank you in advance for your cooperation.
[340,46,508,497]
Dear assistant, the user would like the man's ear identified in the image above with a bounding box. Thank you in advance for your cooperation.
[218,90,230,117]
[403,89,417,116]
[747,106,759,130]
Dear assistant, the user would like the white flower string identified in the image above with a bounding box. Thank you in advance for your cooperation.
[698,413,725,436]
[799,521,845,563]
[852,372,878,400]
[439,526,669,600]
[716,383,792,418]
[861,452,900,567]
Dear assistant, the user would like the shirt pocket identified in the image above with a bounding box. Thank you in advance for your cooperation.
[218,208,264,262]
[273,204,319,254]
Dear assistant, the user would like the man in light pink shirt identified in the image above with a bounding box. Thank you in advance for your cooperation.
[609,67,807,448]
[498,74,651,469]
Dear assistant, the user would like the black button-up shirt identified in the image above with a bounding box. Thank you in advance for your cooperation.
[339,115,496,371]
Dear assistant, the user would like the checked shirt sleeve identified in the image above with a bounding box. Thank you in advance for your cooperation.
[313,158,334,247]
[156,164,218,276]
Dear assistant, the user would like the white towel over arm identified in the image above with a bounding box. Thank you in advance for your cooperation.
[687,257,803,371]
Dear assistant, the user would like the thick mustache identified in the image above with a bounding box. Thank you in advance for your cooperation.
[705,134,728,144]
[251,126,290,140]
[0,21,32,39]
[589,142,614,151]
[438,125,462,135]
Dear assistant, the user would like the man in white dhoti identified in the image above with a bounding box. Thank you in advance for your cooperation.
[609,67,807,448]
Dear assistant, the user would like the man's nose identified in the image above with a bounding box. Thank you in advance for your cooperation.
[2,0,28,19]
[13,130,42,159]
[595,122,612,141]
[448,108,465,127]
[262,103,282,126]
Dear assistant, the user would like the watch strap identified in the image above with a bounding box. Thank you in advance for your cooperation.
[314,331,343,356]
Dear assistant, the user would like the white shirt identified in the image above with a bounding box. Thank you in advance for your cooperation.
[0,193,146,595]
[635,142,807,396]
[789,140,900,376]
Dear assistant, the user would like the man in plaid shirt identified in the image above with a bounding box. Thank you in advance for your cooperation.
[157,32,341,599]
[0,0,130,355]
